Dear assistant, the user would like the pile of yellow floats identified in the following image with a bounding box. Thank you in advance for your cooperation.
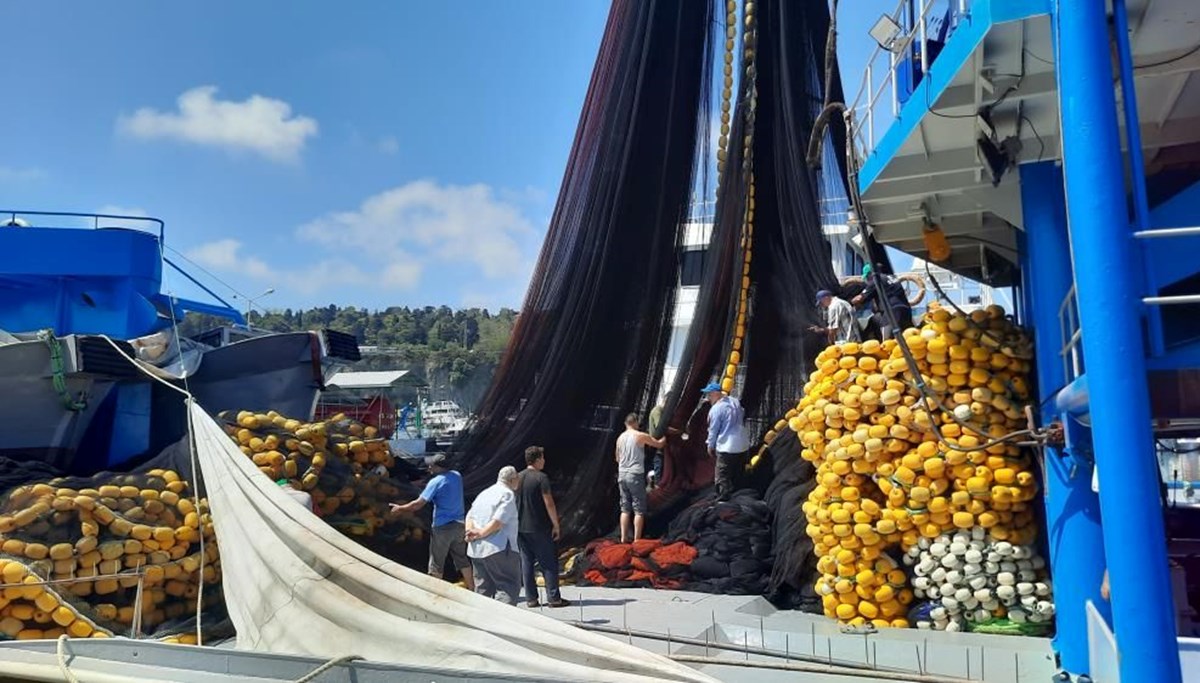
[0,410,415,643]
[0,469,221,639]
[219,411,417,540]
[777,304,1054,630]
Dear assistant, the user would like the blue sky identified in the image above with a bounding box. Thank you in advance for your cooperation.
[1,1,891,312]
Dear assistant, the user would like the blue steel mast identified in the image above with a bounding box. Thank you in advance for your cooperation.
[1055,1,1180,680]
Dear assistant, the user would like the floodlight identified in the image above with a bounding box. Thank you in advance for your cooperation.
[869,14,904,53]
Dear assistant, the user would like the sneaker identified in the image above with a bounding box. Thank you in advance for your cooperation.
[526,600,541,608]
[547,598,572,609]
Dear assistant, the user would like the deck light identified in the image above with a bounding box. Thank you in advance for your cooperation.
[869,14,904,53]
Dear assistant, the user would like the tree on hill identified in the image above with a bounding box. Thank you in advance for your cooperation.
[176,305,518,394]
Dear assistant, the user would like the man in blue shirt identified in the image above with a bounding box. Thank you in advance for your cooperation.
[390,453,473,590]
[702,382,750,501]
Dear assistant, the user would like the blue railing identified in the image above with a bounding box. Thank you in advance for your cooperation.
[847,0,969,161]
[1,209,165,241]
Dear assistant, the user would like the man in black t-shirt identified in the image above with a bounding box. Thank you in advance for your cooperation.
[853,263,913,339]
[516,446,570,608]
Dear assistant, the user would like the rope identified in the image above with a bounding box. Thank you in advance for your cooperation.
[56,635,81,683]
[669,653,968,683]
[36,329,88,411]
[158,241,208,648]
[292,654,362,683]
[96,241,210,646]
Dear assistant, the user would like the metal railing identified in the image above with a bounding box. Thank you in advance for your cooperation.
[1,209,165,241]
[847,0,970,162]
[1059,284,1084,382]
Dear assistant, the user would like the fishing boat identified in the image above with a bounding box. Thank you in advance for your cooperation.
[839,0,1200,679]
[2,0,1199,681]
[0,210,360,472]
[421,399,468,435]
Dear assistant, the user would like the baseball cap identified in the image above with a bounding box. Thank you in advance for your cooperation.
[701,381,723,394]
[815,289,833,304]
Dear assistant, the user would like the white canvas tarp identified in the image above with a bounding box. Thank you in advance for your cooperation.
[191,401,715,683]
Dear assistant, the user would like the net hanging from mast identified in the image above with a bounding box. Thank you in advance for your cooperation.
[453,0,890,609]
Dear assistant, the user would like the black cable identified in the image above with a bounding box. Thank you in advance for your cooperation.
[1039,384,1068,409]
[1019,112,1045,163]
[1157,440,1200,455]
[844,113,1031,453]
[801,0,1040,453]
[925,69,1022,121]
[806,0,841,168]
[1134,43,1200,70]
[946,234,1018,254]
[1023,48,1054,67]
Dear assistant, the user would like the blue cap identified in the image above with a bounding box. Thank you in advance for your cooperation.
[862,263,873,277]
[815,290,833,304]
[701,382,723,394]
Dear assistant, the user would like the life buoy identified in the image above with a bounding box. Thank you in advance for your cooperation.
[1,217,29,228]
[840,273,926,307]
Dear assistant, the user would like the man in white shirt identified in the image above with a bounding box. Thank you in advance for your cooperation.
[465,466,521,605]
[702,383,750,501]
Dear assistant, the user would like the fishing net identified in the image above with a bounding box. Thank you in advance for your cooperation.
[0,438,224,641]
[211,409,429,571]
[454,0,891,611]
[575,491,772,595]
[0,404,429,644]
[651,0,879,609]
[453,0,719,540]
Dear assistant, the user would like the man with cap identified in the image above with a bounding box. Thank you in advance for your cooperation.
[810,289,860,344]
[852,263,912,339]
[702,382,750,501]
[390,453,474,590]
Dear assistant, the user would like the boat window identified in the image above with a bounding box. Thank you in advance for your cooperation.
[680,248,706,287]
[666,324,688,366]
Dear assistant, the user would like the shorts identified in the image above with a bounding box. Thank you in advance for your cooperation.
[618,472,647,514]
[428,521,470,575]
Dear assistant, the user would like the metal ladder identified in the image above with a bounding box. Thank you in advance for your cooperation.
[1135,227,1200,307]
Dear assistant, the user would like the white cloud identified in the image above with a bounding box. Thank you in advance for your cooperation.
[185,180,539,304]
[298,180,534,279]
[97,205,147,217]
[0,166,46,182]
[499,185,549,205]
[117,86,318,163]
[184,238,421,298]
[377,136,399,155]
[461,282,530,311]
[94,205,154,230]
[186,238,275,279]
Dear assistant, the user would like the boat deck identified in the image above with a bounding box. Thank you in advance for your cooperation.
[531,586,1057,682]
[0,586,1056,682]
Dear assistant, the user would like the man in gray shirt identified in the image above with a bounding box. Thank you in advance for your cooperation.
[811,289,861,344]
[614,413,665,543]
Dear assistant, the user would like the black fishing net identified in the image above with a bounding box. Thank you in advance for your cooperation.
[0,438,226,641]
[454,0,892,609]
[453,0,718,541]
